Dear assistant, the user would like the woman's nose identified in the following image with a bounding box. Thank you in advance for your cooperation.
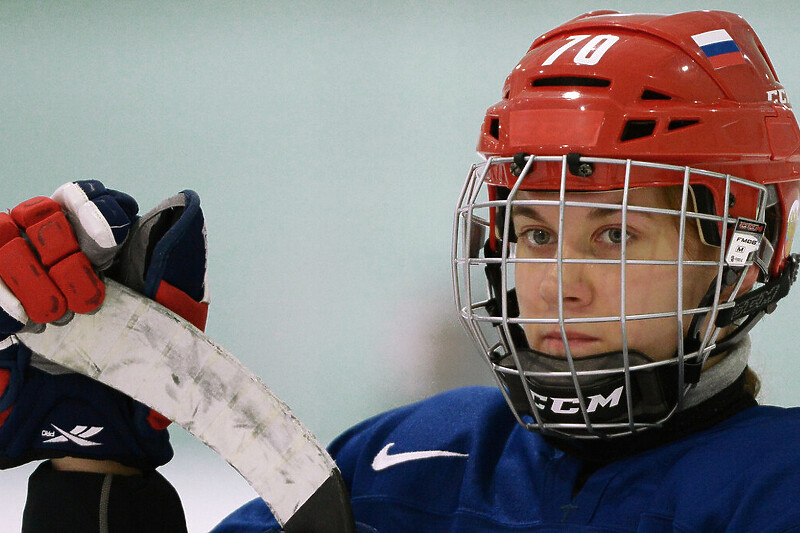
[537,244,594,310]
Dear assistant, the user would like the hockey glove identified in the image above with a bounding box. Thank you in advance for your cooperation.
[0,183,208,470]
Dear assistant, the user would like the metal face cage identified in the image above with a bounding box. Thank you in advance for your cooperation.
[452,155,769,439]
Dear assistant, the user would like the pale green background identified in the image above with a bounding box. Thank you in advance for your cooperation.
[1,1,798,531]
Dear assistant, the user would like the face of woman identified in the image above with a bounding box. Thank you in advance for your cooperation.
[511,187,719,361]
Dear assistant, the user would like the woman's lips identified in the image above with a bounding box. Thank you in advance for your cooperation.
[539,331,601,354]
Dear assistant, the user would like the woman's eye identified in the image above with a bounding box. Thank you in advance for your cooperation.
[600,227,629,244]
[523,228,554,246]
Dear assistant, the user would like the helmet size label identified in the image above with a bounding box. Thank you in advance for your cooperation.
[726,217,766,266]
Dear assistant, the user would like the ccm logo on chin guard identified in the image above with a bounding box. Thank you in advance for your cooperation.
[531,385,623,415]
[41,424,104,447]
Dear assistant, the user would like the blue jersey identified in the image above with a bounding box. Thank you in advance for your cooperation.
[212,386,800,532]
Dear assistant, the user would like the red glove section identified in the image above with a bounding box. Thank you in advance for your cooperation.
[0,197,105,323]
[154,281,209,331]
[0,370,11,427]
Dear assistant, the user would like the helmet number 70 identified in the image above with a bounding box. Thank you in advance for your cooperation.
[542,34,620,66]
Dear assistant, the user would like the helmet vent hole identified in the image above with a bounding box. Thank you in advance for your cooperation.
[532,76,610,87]
[620,120,657,141]
[668,119,700,131]
[641,89,672,100]
[489,118,500,139]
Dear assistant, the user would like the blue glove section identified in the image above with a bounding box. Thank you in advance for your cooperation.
[0,314,24,339]
[53,179,140,272]
[0,342,172,469]
[76,181,139,245]
[143,190,206,302]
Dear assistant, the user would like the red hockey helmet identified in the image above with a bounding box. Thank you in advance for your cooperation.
[453,11,800,439]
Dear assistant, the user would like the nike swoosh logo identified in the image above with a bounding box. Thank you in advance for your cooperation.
[371,442,468,471]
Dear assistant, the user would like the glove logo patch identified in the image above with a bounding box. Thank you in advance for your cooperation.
[41,424,103,447]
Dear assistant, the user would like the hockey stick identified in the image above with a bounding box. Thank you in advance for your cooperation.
[17,279,354,533]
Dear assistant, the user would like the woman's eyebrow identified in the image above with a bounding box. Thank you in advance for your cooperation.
[510,205,544,222]
[586,205,658,220]
[512,203,658,222]
[587,206,623,219]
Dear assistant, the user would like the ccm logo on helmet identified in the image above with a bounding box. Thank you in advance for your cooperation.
[531,386,623,415]
[767,89,790,106]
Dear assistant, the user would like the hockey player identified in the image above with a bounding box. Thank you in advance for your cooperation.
[4,8,800,533]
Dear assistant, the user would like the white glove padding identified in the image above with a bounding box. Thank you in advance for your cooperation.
[51,181,140,271]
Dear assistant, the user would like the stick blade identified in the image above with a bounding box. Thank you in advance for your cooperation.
[18,279,354,531]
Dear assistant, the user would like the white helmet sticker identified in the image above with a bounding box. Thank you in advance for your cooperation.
[726,218,766,267]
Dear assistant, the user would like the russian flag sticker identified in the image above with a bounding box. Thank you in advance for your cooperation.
[691,29,746,68]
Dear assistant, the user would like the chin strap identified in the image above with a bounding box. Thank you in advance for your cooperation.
[716,253,799,328]
[682,254,799,373]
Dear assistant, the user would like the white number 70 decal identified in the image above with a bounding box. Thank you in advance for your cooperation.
[542,34,620,66]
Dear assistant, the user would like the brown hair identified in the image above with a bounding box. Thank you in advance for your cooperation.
[660,185,761,399]
[743,367,761,398]
[657,186,717,261]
